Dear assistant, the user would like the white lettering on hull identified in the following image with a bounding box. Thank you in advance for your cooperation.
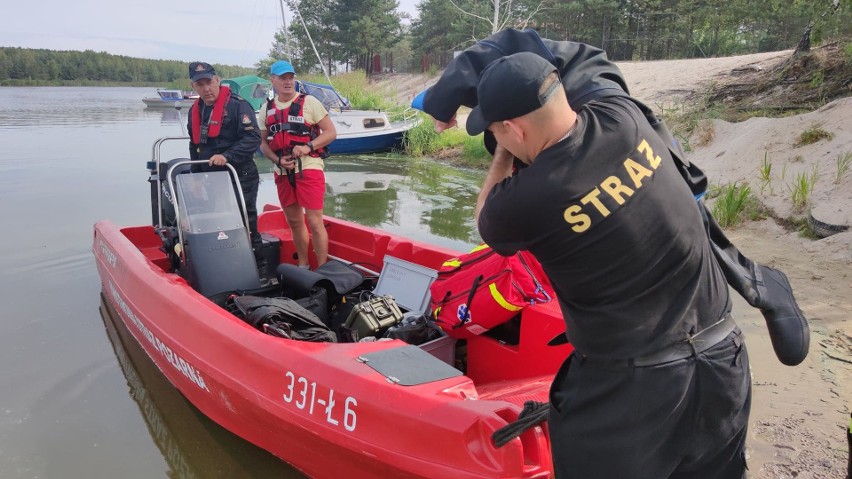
[108,280,209,392]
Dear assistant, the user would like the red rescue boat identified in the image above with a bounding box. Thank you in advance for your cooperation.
[92,138,572,478]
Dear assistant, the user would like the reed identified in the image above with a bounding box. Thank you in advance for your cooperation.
[300,71,393,111]
[402,114,441,156]
[758,151,773,194]
[787,166,818,211]
[835,151,852,184]
[711,182,755,228]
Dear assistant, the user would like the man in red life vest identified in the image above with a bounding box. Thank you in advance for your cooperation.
[259,60,337,269]
[186,61,262,257]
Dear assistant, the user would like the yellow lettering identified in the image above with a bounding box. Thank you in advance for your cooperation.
[600,176,635,205]
[563,205,591,233]
[637,139,661,169]
[580,188,611,216]
[624,158,653,188]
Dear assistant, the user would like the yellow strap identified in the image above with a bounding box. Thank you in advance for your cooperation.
[470,243,490,253]
[443,243,491,267]
[489,283,523,312]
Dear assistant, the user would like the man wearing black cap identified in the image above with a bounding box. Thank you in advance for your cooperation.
[416,28,809,371]
[470,51,750,478]
[186,61,262,255]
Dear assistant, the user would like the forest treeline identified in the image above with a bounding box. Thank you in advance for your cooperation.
[0,47,254,86]
[3,0,851,84]
[278,0,851,74]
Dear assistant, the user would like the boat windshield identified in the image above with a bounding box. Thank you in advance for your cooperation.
[174,172,245,234]
[296,81,351,111]
[157,90,182,100]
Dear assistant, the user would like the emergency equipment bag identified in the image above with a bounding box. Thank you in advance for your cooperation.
[429,244,554,339]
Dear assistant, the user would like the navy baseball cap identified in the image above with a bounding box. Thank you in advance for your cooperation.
[189,61,216,82]
[270,60,295,76]
[466,52,560,136]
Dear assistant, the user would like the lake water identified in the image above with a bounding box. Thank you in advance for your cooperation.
[0,87,484,478]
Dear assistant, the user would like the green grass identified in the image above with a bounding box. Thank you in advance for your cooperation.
[794,125,834,147]
[787,166,818,211]
[711,182,761,228]
[300,71,394,111]
[758,151,773,194]
[835,151,851,184]
[401,114,491,163]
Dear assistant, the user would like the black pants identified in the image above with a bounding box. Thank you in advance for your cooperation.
[548,329,751,479]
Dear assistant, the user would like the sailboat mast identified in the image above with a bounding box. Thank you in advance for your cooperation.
[291,1,333,86]
[278,0,293,61]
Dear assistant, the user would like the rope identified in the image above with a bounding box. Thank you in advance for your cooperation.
[491,401,550,447]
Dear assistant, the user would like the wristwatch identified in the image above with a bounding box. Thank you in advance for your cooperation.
[306,141,314,152]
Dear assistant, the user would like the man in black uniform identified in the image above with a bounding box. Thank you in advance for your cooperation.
[415,28,809,369]
[468,51,750,478]
[186,61,262,253]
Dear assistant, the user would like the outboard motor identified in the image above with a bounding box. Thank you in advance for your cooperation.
[169,166,261,297]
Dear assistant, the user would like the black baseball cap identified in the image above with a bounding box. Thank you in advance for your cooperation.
[189,61,216,82]
[466,52,560,136]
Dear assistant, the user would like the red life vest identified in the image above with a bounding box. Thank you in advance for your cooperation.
[266,94,327,157]
[190,85,231,144]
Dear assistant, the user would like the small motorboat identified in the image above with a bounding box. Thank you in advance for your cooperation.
[92,138,571,478]
[142,89,199,109]
[296,80,420,155]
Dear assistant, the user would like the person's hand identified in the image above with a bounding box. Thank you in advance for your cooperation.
[434,115,457,133]
[292,144,311,158]
[208,154,227,166]
[279,158,297,170]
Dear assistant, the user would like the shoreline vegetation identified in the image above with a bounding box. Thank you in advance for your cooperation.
[5,42,850,240]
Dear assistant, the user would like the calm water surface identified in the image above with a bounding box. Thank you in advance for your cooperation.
[0,87,484,478]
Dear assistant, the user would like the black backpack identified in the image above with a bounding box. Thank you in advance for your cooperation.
[230,295,336,343]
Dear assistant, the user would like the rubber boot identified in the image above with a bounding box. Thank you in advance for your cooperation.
[756,265,810,366]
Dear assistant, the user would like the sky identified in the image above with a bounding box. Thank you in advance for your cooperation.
[0,0,420,68]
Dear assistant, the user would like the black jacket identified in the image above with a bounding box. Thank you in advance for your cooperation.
[188,93,261,178]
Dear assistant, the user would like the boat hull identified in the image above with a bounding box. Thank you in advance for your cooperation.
[93,208,566,478]
[143,98,197,109]
[329,129,405,155]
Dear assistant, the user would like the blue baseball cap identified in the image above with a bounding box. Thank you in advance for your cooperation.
[270,60,295,76]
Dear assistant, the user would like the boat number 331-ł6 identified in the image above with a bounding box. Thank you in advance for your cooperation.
[282,371,358,432]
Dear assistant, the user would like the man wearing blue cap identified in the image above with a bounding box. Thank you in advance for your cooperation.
[186,61,263,257]
[258,60,336,268]
[470,51,751,478]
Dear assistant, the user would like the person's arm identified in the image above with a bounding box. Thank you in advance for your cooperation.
[290,98,336,158]
[475,146,515,223]
[420,28,630,122]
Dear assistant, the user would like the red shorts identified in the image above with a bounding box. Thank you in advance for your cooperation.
[275,168,326,210]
